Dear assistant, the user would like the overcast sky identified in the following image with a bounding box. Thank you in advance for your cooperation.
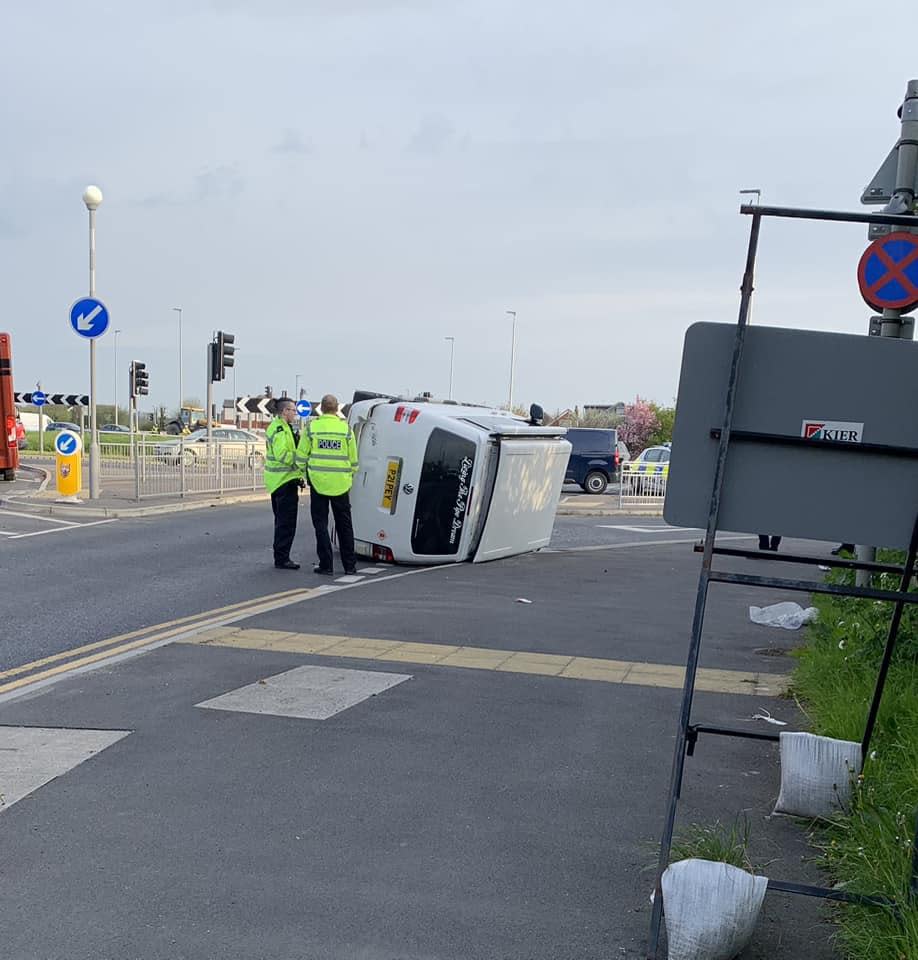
[2,1,913,416]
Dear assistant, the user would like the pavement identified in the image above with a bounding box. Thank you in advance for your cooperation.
[0,522,841,959]
[3,463,654,519]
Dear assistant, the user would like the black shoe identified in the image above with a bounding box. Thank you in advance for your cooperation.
[275,560,301,570]
[343,568,358,576]
[313,566,334,576]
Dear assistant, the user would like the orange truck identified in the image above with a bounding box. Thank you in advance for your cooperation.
[1,332,20,480]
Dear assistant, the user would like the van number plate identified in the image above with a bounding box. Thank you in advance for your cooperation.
[381,458,401,512]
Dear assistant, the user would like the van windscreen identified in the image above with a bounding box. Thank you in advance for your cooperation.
[411,428,476,555]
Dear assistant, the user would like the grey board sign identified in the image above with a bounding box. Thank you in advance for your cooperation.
[664,323,918,549]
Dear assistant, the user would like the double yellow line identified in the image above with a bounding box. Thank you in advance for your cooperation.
[0,586,319,698]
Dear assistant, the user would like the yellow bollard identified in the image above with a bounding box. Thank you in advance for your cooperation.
[55,431,83,501]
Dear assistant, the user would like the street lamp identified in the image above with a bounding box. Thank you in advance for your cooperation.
[295,373,305,400]
[112,328,122,426]
[83,185,103,499]
[172,307,183,419]
[444,337,455,399]
[506,310,517,410]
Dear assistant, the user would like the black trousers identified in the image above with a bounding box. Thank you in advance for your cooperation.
[310,490,356,572]
[271,480,299,564]
[758,535,781,551]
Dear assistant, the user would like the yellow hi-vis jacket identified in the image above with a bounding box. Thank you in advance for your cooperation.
[264,417,302,494]
[296,413,358,496]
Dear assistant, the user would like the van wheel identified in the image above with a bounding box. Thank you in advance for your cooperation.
[583,471,608,495]
[2,469,14,481]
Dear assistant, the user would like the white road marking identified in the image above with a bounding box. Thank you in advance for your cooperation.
[598,524,701,534]
[334,575,364,584]
[0,509,77,526]
[8,519,119,539]
[546,534,754,554]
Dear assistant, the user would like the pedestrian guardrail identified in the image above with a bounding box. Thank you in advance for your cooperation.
[99,438,264,499]
[618,463,667,511]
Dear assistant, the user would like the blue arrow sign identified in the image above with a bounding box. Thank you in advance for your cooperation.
[54,430,82,456]
[296,399,312,418]
[31,390,47,407]
[69,297,110,340]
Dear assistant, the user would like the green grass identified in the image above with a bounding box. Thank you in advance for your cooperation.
[670,815,755,872]
[792,554,918,960]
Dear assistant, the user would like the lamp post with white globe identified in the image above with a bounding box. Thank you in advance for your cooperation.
[83,184,103,499]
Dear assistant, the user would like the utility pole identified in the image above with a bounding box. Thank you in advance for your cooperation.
[506,310,517,410]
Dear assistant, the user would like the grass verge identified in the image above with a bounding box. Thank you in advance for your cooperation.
[792,553,918,960]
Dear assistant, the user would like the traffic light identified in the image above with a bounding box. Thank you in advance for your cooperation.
[129,361,149,398]
[211,331,235,382]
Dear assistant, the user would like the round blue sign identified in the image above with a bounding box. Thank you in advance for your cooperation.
[296,399,312,418]
[31,390,47,407]
[54,430,82,456]
[69,297,110,339]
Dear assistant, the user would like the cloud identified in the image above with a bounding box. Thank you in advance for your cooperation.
[272,129,312,156]
[407,115,457,155]
[193,165,246,201]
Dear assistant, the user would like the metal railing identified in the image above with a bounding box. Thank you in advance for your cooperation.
[618,463,667,511]
[99,438,265,499]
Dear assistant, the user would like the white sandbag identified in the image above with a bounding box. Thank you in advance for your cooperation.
[662,858,767,960]
[773,731,861,818]
[749,601,818,630]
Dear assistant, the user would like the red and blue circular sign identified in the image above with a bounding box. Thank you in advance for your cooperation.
[857,231,918,313]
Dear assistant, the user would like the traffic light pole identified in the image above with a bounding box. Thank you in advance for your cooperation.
[206,341,214,447]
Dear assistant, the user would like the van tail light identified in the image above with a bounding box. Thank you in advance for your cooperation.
[614,449,620,468]
[372,544,394,563]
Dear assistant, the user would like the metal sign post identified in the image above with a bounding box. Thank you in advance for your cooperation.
[647,201,918,959]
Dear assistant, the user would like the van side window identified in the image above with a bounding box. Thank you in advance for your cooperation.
[411,428,476,555]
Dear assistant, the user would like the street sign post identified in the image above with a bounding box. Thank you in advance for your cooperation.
[69,297,110,340]
[236,396,274,419]
[14,392,89,406]
[296,399,312,418]
[857,232,918,313]
[31,389,47,452]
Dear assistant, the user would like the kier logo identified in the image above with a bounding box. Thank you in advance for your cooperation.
[801,420,864,443]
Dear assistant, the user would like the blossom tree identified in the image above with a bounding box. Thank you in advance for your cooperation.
[618,397,660,454]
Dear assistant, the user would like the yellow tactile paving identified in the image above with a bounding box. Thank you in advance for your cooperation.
[182,629,790,697]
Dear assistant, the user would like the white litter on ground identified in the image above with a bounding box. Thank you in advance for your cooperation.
[749,601,818,630]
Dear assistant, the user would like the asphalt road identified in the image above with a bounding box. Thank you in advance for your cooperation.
[0,504,730,672]
[0,502,840,959]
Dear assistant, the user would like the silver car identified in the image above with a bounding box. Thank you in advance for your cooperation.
[154,428,266,468]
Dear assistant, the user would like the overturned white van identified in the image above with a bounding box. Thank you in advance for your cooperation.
[347,394,570,564]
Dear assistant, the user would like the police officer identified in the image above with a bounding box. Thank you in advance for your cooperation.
[265,397,303,570]
[296,394,358,575]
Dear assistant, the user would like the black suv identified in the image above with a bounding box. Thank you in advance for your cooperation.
[563,428,630,494]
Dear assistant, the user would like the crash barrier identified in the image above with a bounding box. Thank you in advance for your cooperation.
[618,462,667,512]
[98,438,264,499]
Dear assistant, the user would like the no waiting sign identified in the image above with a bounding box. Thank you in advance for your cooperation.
[857,231,918,313]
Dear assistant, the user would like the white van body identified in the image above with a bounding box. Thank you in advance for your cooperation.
[347,397,571,564]
[16,410,51,431]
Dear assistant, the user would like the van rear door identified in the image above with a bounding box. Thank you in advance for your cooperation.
[472,437,571,562]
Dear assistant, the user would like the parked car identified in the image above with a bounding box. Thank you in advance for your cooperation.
[100,424,131,433]
[563,428,630,494]
[46,421,82,432]
[153,428,266,467]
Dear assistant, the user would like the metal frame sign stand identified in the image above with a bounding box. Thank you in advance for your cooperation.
[647,202,918,958]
